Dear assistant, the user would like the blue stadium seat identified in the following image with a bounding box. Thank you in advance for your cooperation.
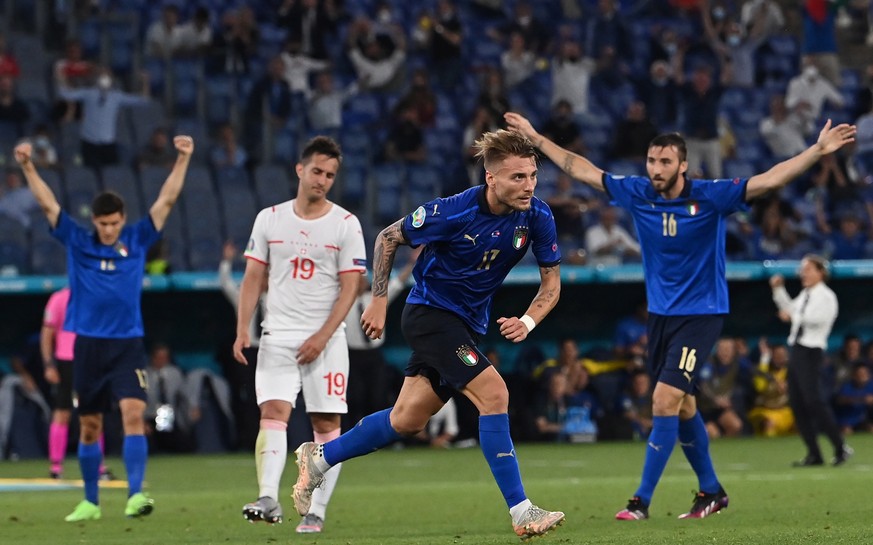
[372,164,406,224]
[253,164,292,208]
[406,164,442,203]
[63,166,100,215]
[215,166,251,194]
[183,189,222,240]
[722,159,757,179]
[220,186,258,248]
[271,129,298,165]
[140,165,171,203]
[185,165,214,193]
[128,101,167,149]
[100,165,143,219]
[342,93,382,127]
[339,166,367,206]
[78,20,101,58]
[0,240,28,274]
[204,74,236,128]
[187,236,223,271]
[29,239,66,275]
[768,35,798,58]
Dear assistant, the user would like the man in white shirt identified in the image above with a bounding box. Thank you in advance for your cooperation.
[785,62,845,134]
[233,136,367,533]
[759,94,809,159]
[770,254,851,467]
[584,206,641,266]
[551,40,595,117]
[145,5,183,59]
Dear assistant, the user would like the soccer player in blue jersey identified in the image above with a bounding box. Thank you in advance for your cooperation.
[506,111,856,520]
[292,129,565,539]
[14,135,194,521]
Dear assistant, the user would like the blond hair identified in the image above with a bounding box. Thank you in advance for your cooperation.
[473,129,537,170]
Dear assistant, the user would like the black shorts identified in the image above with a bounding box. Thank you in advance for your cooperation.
[400,304,492,402]
[73,336,148,414]
[647,313,725,394]
[53,359,74,410]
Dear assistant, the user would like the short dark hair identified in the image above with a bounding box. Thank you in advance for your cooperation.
[91,191,125,217]
[300,136,342,165]
[474,129,538,170]
[648,133,687,162]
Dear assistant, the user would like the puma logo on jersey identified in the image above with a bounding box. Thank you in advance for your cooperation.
[648,442,662,452]
[463,233,480,245]
[683,371,692,383]
[300,230,310,238]
[496,450,515,458]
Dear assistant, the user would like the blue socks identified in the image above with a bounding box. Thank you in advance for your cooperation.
[123,434,148,496]
[78,441,102,504]
[635,415,679,505]
[323,408,401,466]
[480,414,526,508]
[679,412,720,493]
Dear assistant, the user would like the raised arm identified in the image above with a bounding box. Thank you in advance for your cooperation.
[14,141,61,227]
[504,112,606,192]
[497,263,561,343]
[361,218,410,339]
[149,135,193,231]
[746,120,856,200]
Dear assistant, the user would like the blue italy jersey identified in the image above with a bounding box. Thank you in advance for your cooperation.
[604,174,749,315]
[52,211,161,338]
[401,185,561,334]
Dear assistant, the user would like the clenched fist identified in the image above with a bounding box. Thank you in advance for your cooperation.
[174,135,194,156]
[14,141,32,166]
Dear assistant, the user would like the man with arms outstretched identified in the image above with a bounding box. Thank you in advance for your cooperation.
[506,110,855,520]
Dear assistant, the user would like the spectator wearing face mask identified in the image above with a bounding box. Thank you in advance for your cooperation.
[785,60,844,135]
[56,68,151,168]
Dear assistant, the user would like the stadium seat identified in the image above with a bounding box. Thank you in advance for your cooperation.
[100,165,144,219]
[29,239,67,275]
[183,189,222,240]
[187,236,223,271]
[253,164,292,208]
[184,165,215,193]
[372,164,406,224]
[220,186,258,247]
[338,166,367,206]
[722,159,757,179]
[140,165,171,203]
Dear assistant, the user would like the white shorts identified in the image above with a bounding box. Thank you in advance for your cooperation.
[255,333,349,414]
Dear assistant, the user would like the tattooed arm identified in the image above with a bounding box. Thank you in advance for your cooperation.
[504,112,606,192]
[497,264,562,343]
[361,219,410,340]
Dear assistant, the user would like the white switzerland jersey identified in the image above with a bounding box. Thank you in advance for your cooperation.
[245,200,367,337]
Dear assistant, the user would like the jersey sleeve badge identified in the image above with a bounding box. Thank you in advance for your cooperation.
[411,206,426,228]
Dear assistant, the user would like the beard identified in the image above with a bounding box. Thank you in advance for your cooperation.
[651,170,681,195]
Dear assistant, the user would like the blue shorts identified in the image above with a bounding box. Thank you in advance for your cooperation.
[73,336,148,414]
[646,313,725,394]
[400,304,492,402]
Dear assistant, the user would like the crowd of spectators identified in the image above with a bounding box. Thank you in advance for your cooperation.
[0,0,872,272]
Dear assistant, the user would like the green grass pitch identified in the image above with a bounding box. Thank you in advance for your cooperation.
[1,434,870,544]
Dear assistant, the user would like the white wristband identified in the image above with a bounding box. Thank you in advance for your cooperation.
[519,314,536,333]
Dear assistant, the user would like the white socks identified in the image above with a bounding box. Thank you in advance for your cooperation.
[255,419,288,500]
[509,499,533,524]
[308,429,342,520]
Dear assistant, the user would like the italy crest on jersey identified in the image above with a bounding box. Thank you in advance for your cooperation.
[512,226,529,250]
[687,201,699,216]
[411,206,426,228]
[114,241,128,257]
[456,344,479,366]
